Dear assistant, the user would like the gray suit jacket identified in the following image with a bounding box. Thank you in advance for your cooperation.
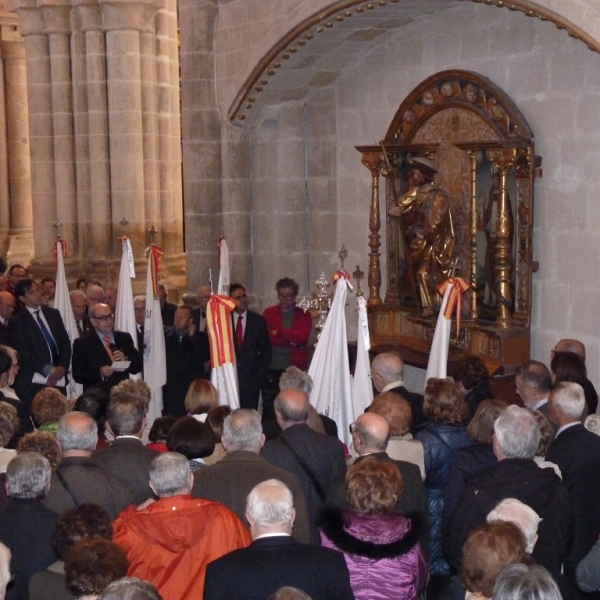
[92,437,159,505]
[192,450,310,543]
[261,424,346,544]
[44,456,135,520]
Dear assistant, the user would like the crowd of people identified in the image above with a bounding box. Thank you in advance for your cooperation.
[0,266,597,599]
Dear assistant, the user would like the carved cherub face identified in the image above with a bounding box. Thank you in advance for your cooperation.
[441,83,453,97]
[422,91,434,106]
[464,84,478,102]
[403,110,415,124]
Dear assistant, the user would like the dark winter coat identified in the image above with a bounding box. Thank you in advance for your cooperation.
[415,421,471,575]
[444,458,572,589]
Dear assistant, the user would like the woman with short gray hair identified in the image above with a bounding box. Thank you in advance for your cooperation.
[0,452,59,599]
[492,564,561,600]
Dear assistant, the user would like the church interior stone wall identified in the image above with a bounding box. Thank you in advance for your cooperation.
[212,0,600,382]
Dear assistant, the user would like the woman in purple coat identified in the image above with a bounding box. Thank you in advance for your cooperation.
[320,458,427,600]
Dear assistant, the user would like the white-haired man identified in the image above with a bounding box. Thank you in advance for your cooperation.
[192,409,311,543]
[0,453,57,599]
[45,412,135,519]
[0,542,10,600]
[113,452,250,600]
[204,480,354,600]
[547,381,600,596]
[445,405,571,590]
[487,497,541,554]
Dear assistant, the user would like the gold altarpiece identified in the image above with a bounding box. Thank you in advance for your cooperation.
[357,70,541,373]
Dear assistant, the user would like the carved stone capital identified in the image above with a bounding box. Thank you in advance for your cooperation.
[7,1,44,37]
[40,4,71,36]
[99,0,164,33]
[73,0,103,33]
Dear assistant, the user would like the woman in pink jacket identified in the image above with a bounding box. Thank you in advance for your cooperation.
[320,457,428,600]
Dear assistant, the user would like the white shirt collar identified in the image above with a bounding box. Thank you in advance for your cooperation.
[254,532,292,540]
[382,379,405,393]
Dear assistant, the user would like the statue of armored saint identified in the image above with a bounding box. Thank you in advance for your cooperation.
[389,157,455,317]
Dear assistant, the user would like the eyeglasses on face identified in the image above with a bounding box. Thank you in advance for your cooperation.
[349,423,356,434]
[92,313,114,321]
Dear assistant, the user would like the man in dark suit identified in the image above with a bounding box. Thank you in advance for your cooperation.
[133,295,146,352]
[0,452,59,600]
[229,283,271,410]
[547,381,600,598]
[92,391,160,505]
[204,479,354,600]
[327,411,429,552]
[158,284,177,327]
[70,289,92,337]
[261,388,346,544]
[72,302,142,391]
[192,408,310,543]
[371,351,426,432]
[8,279,72,406]
[163,304,209,417]
[515,360,555,428]
[191,284,211,332]
[0,291,14,345]
[553,338,598,414]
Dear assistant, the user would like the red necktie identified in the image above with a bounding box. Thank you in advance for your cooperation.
[103,335,114,360]
[235,315,243,348]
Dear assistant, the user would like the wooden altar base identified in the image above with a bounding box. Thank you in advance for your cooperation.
[367,303,530,376]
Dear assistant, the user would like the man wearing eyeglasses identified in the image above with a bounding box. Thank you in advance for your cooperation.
[72,302,142,391]
[262,278,312,418]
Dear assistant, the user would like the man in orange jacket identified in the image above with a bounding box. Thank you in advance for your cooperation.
[113,452,251,600]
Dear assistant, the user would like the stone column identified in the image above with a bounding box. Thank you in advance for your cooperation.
[155,0,182,260]
[41,0,78,258]
[180,0,221,292]
[2,32,34,265]
[0,35,9,255]
[99,0,164,256]
[8,0,55,265]
[140,5,159,231]
[73,0,112,266]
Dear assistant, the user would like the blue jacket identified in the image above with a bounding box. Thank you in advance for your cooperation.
[416,422,471,575]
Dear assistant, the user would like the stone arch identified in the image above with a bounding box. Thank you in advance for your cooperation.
[221,0,600,123]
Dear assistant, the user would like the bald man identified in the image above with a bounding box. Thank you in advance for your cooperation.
[371,352,426,432]
[553,339,598,413]
[326,411,429,552]
[261,388,346,544]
